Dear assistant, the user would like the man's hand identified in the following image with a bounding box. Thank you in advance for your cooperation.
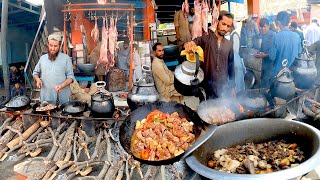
[84,88,90,93]
[36,79,42,89]
[255,52,268,58]
[54,85,63,92]
[184,41,197,53]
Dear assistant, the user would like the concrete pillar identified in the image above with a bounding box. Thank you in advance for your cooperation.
[247,0,260,17]
[1,0,10,100]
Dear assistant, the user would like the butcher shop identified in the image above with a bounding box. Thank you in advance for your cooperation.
[1,0,320,179]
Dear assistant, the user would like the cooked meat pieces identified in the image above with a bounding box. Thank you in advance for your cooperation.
[207,140,305,174]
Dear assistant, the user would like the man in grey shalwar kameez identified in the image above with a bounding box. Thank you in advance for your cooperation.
[116,38,130,77]
[33,32,75,104]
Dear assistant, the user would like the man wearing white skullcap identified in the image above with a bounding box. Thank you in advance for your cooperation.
[33,32,75,104]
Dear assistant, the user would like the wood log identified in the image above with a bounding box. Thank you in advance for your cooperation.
[7,119,41,149]
[64,146,73,162]
[143,166,159,180]
[42,165,58,180]
[90,130,103,161]
[115,164,125,180]
[104,161,124,180]
[53,121,76,161]
[46,131,66,160]
[0,119,22,150]
[48,161,74,180]
[73,132,78,162]
[103,129,112,164]
[0,117,14,136]
[97,161,110,180]
[48,127,59,146]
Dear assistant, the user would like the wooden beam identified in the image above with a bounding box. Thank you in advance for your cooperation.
[7,2,40,15]
[8,9,24,15]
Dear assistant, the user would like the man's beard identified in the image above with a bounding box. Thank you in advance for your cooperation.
[48,50,59,60]
[156,55,164,59]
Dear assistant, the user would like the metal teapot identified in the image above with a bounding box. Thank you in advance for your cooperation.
[270,60,296,100]
[290,40,317,89]
[174,53,204,96]
[127,65,160,111]
[91,81,115,118]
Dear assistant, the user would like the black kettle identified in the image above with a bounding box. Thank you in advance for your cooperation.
[270,59,296,100]
[290,40,317,89]
[90,81,115,118]
[174,53,204,96]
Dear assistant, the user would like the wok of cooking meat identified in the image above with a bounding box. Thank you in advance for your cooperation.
[33,101,58,113]
[206,140,305,174]
[120,101,204,165]
[197,98,237,125]
[131,110,196,161]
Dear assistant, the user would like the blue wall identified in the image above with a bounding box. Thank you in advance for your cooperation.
[0,26,36,65]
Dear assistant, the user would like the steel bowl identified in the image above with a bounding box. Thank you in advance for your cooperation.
[186,118,320,180]
[76,63,96,73]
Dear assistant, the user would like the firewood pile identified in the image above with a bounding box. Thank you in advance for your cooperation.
[0,113,193,180]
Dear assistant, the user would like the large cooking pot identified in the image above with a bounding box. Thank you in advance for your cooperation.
[119,101,217,165]
[5,95,31,111]
[91,81,115,118]
[186,118,320,180]
[291,42,317,89]
[174,53,204,96]
[270,60,296,100]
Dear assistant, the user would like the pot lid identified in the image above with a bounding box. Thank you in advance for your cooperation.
[181,61,197,75]
[92,92,112,101]
[276,72,294,82]
[5,95,30,108]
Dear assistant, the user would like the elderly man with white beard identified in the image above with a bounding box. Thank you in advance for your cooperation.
[33,32,75,104]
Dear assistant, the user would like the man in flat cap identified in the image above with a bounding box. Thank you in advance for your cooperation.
[33,32,75,104]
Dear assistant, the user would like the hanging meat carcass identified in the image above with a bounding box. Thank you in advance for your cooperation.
[91,17,99,43]
[192,0,202,39]
[201,0,209,34]
[108,17,117,68]
[182,0,189,17]
[210,0,219,32]
[96,18,111,74]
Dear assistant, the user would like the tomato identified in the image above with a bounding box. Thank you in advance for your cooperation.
[141,149,151,160]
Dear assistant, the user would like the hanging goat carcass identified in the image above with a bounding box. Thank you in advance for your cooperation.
[91,17,99,43]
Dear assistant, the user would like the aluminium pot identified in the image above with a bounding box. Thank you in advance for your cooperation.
[174,53,204,96]
[185,118,320,180]
[91,81,115,118]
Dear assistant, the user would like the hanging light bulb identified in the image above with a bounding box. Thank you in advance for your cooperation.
[97,0,105,4]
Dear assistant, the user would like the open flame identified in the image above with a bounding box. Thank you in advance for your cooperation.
[239,104,245,113]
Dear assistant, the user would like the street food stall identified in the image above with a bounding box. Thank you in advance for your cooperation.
[2,0,320,179]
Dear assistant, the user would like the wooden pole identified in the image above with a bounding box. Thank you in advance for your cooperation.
[129,6,134,90]
[1,0,9,101]
[63,10,67,54]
